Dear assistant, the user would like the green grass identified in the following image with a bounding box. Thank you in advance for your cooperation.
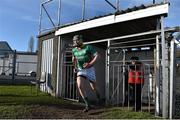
[0,85,69,106]
[100,107,156,119]
[0,85,157,119]
[0,85,71,119]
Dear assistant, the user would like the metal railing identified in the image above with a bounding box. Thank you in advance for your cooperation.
[108,63,155,112]
[38,0,168,34]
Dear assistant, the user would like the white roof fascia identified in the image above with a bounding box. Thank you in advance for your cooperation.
[55,4,169,36]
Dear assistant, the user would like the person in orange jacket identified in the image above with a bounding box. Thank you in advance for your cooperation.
[128,56,144,111]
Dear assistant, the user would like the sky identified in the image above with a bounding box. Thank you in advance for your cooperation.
[0,0,179,51]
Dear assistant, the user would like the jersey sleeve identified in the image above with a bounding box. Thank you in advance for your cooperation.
[87,45,97,57]
[72,48,75,56]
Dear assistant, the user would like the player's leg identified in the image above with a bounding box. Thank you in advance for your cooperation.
[76,75,90,112]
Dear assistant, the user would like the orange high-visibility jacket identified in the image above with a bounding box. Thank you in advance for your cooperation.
[128,63,144,84]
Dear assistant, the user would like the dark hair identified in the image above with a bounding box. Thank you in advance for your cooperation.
[130,56,139,61]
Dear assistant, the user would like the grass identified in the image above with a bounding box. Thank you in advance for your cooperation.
[0,85,70,106]
[0,85,71,119]
[100,107,156,119]
[0,85,157,119]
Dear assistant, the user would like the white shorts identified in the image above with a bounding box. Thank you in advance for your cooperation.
[77,67,96,82]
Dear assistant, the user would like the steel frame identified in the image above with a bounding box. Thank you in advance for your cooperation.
[38,0,165,35]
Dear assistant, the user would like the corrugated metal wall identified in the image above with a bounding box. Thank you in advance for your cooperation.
[41,38,54,93]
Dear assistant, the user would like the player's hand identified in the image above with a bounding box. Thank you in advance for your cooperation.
[83,63,92,68]
[73,68,78,73]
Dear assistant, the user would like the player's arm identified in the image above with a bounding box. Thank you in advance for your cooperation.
[83,52,99,68]
[72,56,77,73]
[89,52,98,66]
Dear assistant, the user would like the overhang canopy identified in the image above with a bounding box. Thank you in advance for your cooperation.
[55,3,169,42]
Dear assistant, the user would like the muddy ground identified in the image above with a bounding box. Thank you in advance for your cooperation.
[21,103,107,119]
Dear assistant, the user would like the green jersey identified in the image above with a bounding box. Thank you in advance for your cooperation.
[72,45,97,70]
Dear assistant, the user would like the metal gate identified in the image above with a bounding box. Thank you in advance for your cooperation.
[107,45,156,112]
[62,50,79,101]
[0,50,16,84]
[0,50,37,84]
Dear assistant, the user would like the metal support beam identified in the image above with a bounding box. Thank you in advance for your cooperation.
[82,0,85,20]
[161,16,169,118]
[169,39,176,119]
[105,0,117,10]
[153,0,156,4]
[84,27,179,45]
[58,0,62,26]
[122,49,126,107]
[155,35,160,116]
[38,3,43,35]
[109,43,156,49]
[42,4,56,28]
[105,40,110,104]
[116,0,120,11]
[56,36,67,97]
[42,0,53,5]
[38,0,55,35]
[12,50,16,84]
[155,18,161,116]
[56,36,61,97]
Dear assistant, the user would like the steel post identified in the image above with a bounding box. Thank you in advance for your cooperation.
[12,50,16,84]
[38,3,43,35]
[82,0,85,20]
[161,16,169,118]
[116,0,120,11]
[105,40,110,104]
[155,35,160,116]
[169,39,176,119]
[122,49,126,107]
[56,36,61,97]
[58,0,62,26]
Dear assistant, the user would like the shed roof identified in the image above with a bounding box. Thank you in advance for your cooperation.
[55,3,169,39]
[58,3,166,29]
[0,41,12,56]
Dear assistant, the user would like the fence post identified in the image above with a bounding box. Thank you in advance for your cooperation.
[12,50,16,84]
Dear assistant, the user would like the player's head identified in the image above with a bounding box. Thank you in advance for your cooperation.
[72,35,83,47]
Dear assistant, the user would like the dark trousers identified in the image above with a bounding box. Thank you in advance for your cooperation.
[129,84,143,111]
